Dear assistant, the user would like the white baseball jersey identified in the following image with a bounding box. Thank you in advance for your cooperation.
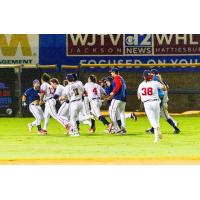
[76,80,84,87]
[55,84,65,97]
[84,82,105,101]
[40,82,54,101]
[138,80,163,103]
[63,82,83,102]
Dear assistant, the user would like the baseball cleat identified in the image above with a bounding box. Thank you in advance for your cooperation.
[146,127,154,134]
[154,138,159,143]
[28,123,33,132]
[131,112,137,121]
[89,128,96,133]
[70,132,80,137]
[174,129,180,134]
[37,130,47,136]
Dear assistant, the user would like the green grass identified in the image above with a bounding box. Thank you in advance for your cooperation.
[0,116,199,160]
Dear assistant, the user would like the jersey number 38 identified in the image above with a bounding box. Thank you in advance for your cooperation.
[141,87,153,95]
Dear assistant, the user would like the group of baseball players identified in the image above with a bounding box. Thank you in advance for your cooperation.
[22,67,180,142]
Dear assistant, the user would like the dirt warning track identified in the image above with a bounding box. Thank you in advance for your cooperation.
[1,157,200,165]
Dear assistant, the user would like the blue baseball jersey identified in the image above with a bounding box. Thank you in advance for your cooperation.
[24,88,40,104]
[153,75,164,98]
[112,75,127,102]
[105,85,113,107]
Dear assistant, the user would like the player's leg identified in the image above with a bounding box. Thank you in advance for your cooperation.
[118,101,126,133]
[43,106,50,131]
[110,99,120,133]
[144,102,160,142]
[46,99,70,129]
[69,102,81,136]
[160,103,180,134]
[29,104,45,134]
[125,112,137,121]
[58,102,70,121]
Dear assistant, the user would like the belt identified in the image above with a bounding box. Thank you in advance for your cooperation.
[70,99,81,103]
[143,99,159,103]
[30,103,39,106]
[92,97,100,101]
[45,97,53,102]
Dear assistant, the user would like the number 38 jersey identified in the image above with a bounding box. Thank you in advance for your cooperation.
[40,82,55,101]
[63,82,83,102]
[84,82,105,101]
[137,80,163,103]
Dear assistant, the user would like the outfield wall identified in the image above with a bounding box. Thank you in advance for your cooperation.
[1,34,200,115]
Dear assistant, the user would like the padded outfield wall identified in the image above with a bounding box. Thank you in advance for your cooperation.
[0,34,200,113]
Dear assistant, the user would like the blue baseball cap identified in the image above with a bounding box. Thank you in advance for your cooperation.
[151,69,159,75]
[33,79,40,85]
[110,67,119,74]
[143,70,153,80]
[66,74,74,82]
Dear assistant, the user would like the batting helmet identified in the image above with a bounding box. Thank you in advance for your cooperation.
[151,69,159,75]
[143,70,153,80]
[66,74,74,82]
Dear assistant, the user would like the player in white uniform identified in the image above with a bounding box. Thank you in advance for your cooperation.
[40,73,71,133]
[50,78,69,122]
[138,70,167,143]
[84,74,111,133]
[71,73,91,128]
[60,74,93,136]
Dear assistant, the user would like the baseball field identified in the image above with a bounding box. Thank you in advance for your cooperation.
[0,115,200,164]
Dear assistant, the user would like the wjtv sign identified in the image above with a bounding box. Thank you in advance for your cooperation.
[67,34,200,56]
[0,34,39,65]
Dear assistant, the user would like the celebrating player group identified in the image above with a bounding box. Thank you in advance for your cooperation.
[22,67,180,143]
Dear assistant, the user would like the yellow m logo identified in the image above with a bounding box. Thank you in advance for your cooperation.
[0,34,32,56]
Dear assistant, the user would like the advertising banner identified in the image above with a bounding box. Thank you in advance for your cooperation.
[0,34,39,65]
[39,34,200,69]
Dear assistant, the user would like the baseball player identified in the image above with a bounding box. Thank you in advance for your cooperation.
[60,74,93,136]
[40,73,71,133]
[146,69,180,134]
[138,70,167,143]
[22,79,46,135]
[102,76,137,132]
[84,74,111,133]
[107,68,127,134]
[71,73,91,128]
[50,78,69,121]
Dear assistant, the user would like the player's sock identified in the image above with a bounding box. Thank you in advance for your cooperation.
[98,116,109,126]
[167,119,179,131]
[37,125,42,131]
[76,121,80,131]
[91,119,95,129]
[117,120,122,129]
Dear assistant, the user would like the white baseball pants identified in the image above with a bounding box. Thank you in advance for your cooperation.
[29,104,44,126]
[43,98,69,130]
[109,99,126,132]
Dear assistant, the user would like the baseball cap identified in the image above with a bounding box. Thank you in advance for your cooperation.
[143,70,153,80]
[109,67,119,74]
[66,74,74,82]
[33,79,40,85]
[151,69,159,75]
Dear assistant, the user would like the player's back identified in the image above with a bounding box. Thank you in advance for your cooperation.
[55,84,65,97]
[138,80,163,103]
[84,82,104,101]
[65,82,83,102]
[40,82,54,101]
